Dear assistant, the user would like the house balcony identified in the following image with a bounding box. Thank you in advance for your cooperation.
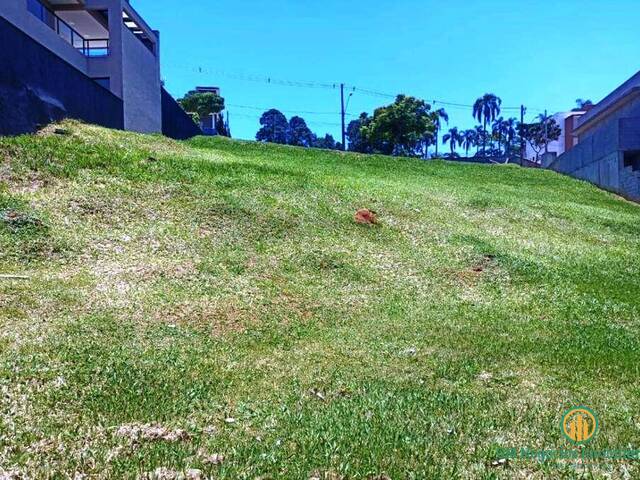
[27,0,110,57]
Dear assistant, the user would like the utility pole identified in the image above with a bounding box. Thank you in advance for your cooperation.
[544,109,549,154]
[340,83,346,151]
[520,105,526,163]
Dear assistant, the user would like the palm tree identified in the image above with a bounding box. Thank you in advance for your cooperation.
[443,127,463,156]
[502,117,518,158]
[492,117,505,154]
[473,125,485,155]
[461,129,477,157]
[422,131,436,159]
[473,94,502,155]
[432,108,449,157]
[537,112,553,154]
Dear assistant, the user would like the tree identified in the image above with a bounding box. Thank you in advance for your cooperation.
[432,108,449,157]
[574,98,594,111]
[473,125,486,155]
[359,95,436,156]
[256,109,289,144]
[178,91,225,124]
[502,117,518,158]
[422,131,436,159]
[522,117,562,160]
[288,116,315,147]
[346,113,372,153]
[535,112,560,154]
[442,127,463,156]
[461,129,477,157]
[473,93,502,155]
[492,117,505,154]
[314,134,338,150]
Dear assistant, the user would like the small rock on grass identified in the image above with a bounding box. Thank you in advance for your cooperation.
[309,388,326,401]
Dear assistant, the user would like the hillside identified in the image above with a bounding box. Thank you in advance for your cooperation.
[1,122,640,479]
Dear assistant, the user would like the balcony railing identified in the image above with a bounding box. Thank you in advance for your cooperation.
[27,0,109,57]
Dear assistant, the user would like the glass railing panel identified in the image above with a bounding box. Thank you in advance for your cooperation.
[26,0,110,57]
[57,21,73,44]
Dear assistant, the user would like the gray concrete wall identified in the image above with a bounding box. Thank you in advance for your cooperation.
[85,0,124,99]
[0,0,88,72]
[579,96,640,141]
[86,0,161,133]
[120,22,161,133]
[550,116,640,201]
[0,13,123,135]
[161,87,202,140]
[619,117,640,151]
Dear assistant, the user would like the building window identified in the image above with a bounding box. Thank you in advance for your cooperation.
[623,151,640,171]
[27,0,44,20]
[93,77,111,90]
[27,0,55,29]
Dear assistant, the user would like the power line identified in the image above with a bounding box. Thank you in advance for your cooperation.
[174,65,339,90]
[227,103,356,117]
[343,86,536,112]
[229,111,342,127]
[170,65,549,113]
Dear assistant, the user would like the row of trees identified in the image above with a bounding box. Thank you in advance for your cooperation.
[255,109,342,150]
[178,87,589,160]
[440,114,561,159]
[346,94,570,160]
[254,94,591,160]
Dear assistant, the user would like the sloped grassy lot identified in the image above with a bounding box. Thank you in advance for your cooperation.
[1,122,639,479]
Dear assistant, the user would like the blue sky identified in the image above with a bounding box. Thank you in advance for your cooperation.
[136,0,639,142]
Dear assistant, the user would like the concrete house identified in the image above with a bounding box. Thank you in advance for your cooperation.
[0,0,200,139]
[525,110,585,165]
[550,70,640,201]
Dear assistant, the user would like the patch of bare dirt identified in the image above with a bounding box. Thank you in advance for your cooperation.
[116,424,189,443]
[470,254,496,273]
[354,208,378,225]
[140,468,203,480]
[154,299,248,333]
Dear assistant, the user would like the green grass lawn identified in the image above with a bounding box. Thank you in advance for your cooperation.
[1,121,639,479]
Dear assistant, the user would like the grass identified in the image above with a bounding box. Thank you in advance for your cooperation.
[1,120,639,479]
